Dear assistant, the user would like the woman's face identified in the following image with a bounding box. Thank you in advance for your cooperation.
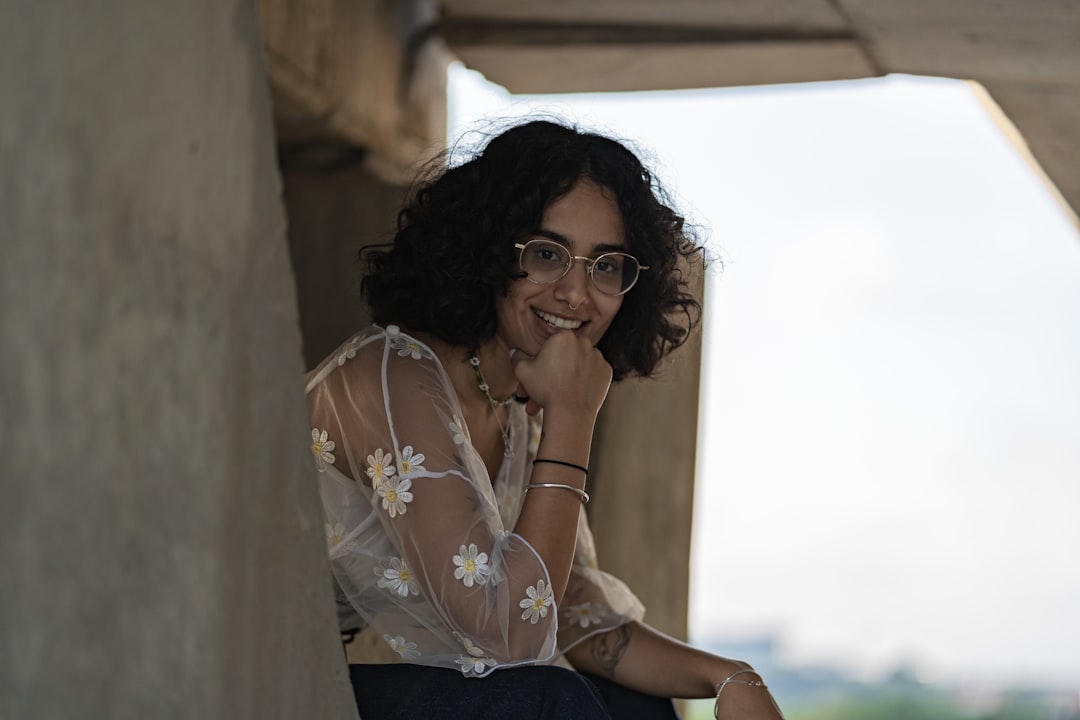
[495,179,627,356]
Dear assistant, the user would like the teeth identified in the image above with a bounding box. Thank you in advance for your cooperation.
[535,309,583,330]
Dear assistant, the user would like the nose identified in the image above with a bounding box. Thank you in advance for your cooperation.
[554,258,590,310]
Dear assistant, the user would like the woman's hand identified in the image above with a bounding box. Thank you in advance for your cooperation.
[510,331,612,421]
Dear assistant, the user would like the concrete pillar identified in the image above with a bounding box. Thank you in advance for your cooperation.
[0,2,356,717]
[589,275,705,642]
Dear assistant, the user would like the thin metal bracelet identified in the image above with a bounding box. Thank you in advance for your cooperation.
[714,669,768,719]
[532,458,589,476]
[526,482,590,504]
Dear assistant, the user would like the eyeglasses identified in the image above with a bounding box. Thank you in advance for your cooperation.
[514,238,649,296]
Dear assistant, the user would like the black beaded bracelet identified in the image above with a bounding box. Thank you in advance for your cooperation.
[532,458,589,476]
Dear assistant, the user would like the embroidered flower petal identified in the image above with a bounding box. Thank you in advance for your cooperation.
[383,634,420,660]
[452,543,492,588]
[336,338,361,366]
[376,476,414,518]
[365,448,397,485]
[311,428,336,471]
[397,445,427,478]
[519,579,553,624]
[325,522,346,548]
[391,336,427,360]
[455,654,497,676]
[449,420,466,446]
[456,634,485,658]
[563,601,605,628]
[375,557,419,597]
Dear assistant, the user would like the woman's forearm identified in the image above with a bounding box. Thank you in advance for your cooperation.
[565,621,785,717]
[512,407,595,604]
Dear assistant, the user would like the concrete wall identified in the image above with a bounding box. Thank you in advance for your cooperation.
[589,307,704,641]
[279,156,407,370]
[0,2,356,718]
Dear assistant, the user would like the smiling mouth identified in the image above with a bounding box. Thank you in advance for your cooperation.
[534,308,583,330]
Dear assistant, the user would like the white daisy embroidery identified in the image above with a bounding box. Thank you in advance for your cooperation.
[375,557,419,597]
[391,336,426,360]
[383,634,420,660]
[365,448,396,486]
[448,420,466,446]
[310,428,336,471]
[336,338,361,366]
[452,543,492,588]
[454,633,485,658]
[397,445,426,478]
[519,579,554,624]
[456,654,498,676]
[563,601,605,628]
[325,522,345,548]
[376,475,414,518]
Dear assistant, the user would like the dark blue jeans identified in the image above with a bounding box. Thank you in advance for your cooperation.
[348,663,679,719]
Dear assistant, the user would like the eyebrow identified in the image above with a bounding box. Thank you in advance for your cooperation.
[533,228,626,255]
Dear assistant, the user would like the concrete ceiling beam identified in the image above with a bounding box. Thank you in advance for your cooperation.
[834,0,1080,221]
[451,40,879,93]
[259,0,450,182]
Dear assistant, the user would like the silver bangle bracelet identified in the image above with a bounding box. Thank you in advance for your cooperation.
[526,482,589,504]
[714,669,767,719]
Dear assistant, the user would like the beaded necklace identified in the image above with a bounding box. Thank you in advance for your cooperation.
[468,354,514,457]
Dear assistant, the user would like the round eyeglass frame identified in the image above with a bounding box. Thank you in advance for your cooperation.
[513,238,649,297]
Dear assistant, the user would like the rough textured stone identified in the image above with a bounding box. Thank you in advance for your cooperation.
[0,1,357,717]
[260,0,449,183]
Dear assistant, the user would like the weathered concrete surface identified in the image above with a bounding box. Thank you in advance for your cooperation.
[450,41,877,94]
[261,0,450,183]
[0,2,357,718]
[978,80,1080,222]
[280,158,406,370]
[441,0,875,92]
[588,271,705,642]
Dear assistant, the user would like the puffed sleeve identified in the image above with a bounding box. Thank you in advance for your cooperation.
[555,507,646,653]
[306,326,558,676]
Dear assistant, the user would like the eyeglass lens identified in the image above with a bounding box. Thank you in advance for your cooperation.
[518,239,640,295]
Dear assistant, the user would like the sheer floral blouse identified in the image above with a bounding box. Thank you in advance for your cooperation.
[305,324,644,677]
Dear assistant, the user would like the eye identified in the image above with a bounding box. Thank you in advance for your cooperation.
[537,246,561,262]
[593,254,624,276]
[529,241,568,267]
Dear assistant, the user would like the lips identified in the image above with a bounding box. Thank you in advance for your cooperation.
[533,308,583,330]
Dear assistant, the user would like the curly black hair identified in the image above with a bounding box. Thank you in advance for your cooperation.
[362,119,706,380]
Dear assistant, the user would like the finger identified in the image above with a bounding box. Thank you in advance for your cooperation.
[513,383,530,405]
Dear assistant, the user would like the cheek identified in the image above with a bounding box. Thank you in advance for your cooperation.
[497,279,536,320]
[593,297,624,334]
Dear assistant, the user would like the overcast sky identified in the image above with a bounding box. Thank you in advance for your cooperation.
[447,65,1080,690]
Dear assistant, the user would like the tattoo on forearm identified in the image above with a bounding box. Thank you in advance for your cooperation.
[592,624,631,678]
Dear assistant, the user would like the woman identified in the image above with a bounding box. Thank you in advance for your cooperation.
[305,120,784,719]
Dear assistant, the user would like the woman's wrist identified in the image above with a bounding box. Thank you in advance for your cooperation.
[536,417,593,464]
[712,667,775,720]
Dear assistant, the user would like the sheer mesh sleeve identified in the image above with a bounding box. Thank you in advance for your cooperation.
[556,506,646,654]
[306,326,557,676]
